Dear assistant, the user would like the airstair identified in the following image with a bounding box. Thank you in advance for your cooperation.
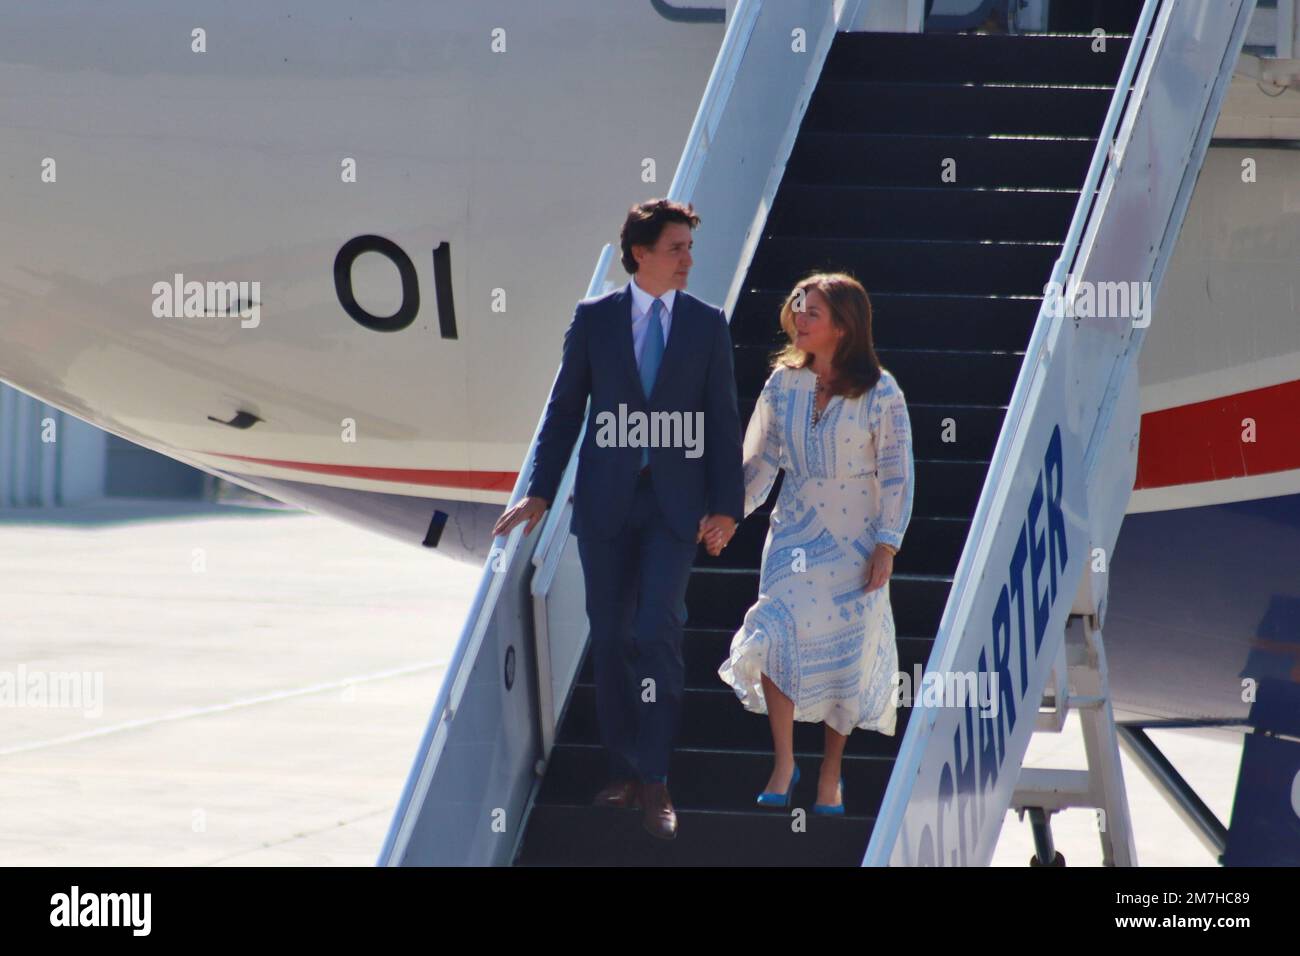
[380,0,1256,866]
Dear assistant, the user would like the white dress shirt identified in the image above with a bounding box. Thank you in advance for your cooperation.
[628,275,676,366]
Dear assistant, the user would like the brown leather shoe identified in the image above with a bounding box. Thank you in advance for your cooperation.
[639,781,678,840]
[592,778,641,809]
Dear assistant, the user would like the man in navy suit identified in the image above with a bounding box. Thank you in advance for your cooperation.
[493,198,744,839]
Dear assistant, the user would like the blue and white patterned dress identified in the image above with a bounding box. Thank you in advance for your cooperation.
[717,364,914,736]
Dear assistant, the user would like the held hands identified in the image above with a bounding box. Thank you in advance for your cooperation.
[865,543,896,592]
[698,514,737,556]
[492,495,550,538]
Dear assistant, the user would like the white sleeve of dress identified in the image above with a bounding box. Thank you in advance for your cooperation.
[871,377,914,551]
[742,370,783,519]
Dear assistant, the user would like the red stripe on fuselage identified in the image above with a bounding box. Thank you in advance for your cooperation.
[197,451,518,491]
[1135,378,1300,489]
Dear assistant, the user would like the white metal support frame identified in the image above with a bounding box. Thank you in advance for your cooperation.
[1011,614,1138,867]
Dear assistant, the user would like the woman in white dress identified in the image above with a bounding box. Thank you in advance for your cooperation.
[708,272,914,814]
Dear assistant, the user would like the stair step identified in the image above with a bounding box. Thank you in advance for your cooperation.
[767,183,1082,243]
[747,236,1060,297]
[557,684,912,757]
[823,31,1133,85]
[734,345,1024,406]
[806,80,1115,137]
[730,291,1041,352]
[536,744,896,815]
[786,131,1098,189]
[515,803,874,866]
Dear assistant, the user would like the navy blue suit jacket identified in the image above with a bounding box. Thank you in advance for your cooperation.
[525,281,745,542]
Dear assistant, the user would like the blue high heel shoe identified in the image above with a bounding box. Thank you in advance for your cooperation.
[813,777,845,815]
[756,764,800,807]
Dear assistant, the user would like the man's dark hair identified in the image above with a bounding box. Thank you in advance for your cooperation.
[619,198,701,273]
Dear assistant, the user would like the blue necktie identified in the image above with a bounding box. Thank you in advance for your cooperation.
[638,298,666,467]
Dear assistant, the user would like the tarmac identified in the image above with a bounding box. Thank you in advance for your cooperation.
[0,498,1239,866]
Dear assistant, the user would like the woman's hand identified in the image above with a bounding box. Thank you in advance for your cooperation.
[864,544,895,592]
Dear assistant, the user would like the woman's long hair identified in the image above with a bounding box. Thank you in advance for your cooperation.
[773,272,883,398]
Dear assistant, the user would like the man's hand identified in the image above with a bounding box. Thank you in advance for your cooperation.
[864,544,895,592]
[698,514,737,556]
[492,496,550,538]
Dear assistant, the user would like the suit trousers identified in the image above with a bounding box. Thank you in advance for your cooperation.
[576,474,697,783]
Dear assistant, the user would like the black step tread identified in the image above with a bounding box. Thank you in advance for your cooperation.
[558,684,912,758]
[767,183,1083,242]
[733,345,1025,406]
[805,80,1114,137]
[536,743,896,816]
[747,235,1059,296]
[730,291,1041,352]
[785,131,1098,189]
[514,804,874,866]
[824,30,1132,85]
